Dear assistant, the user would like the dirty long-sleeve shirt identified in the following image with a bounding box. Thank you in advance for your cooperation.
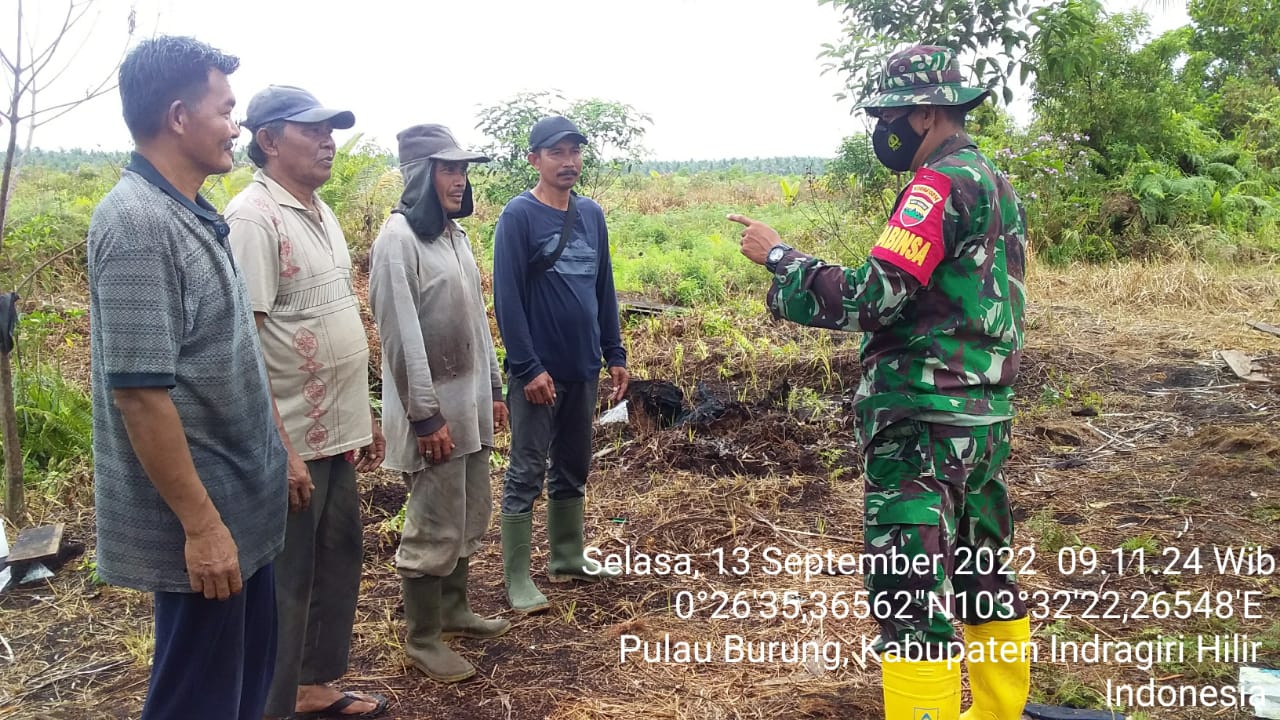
[368,215,502,473]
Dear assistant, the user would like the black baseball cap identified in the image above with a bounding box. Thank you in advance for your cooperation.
[528,116,588,151]
[243,85,355,131]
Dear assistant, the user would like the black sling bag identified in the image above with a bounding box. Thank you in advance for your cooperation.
[530,192,578,274]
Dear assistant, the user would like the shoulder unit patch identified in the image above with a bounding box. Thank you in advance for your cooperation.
[870,167,951,284]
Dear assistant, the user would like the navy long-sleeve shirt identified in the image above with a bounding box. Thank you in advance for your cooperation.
[493,191,626,383]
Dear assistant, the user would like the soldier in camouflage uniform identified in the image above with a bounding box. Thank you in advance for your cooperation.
[730,45,1031,720]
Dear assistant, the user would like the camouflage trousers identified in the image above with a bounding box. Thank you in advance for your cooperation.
[862,419,1027,656]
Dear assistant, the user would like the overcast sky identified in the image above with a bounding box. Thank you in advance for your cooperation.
[12,0,1190,161]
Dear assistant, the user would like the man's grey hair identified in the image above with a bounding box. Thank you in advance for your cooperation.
[246,120,287,168]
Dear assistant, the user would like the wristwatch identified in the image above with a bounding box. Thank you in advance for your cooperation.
[765,243,793,273]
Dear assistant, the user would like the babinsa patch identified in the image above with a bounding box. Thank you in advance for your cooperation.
[898,183,943,228]
[869,167,951,284]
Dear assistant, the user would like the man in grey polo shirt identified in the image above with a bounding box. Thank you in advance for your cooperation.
[88,36,286,720]
[226,85,387,720]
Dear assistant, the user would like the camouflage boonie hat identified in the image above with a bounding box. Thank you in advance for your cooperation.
[857,45,990,111]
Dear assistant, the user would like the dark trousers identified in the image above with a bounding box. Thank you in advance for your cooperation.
[264,455,363,717]
[502,373,597,514]
[141,563,277,720]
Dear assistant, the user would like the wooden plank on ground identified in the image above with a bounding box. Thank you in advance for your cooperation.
[620,300,687,317]
[1247,320,1280,338]
[6,523,63,563]
[1220,350,1270,383]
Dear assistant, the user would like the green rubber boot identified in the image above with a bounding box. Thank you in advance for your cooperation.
[546,496,620,583]
[440,556,512,641]
[401,574,475,683]
[500,511,550,613]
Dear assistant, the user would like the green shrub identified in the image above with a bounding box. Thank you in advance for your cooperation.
[0,364,93,489]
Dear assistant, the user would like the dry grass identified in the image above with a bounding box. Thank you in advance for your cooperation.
[1027,257,1280,354]
[1030,258,1280,314]
[2,258,1279,719]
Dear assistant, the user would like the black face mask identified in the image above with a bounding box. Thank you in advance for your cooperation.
[872,114,924,172]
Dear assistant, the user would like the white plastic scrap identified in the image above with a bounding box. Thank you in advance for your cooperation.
[598,400,629,425]
[1242,666,1280,719]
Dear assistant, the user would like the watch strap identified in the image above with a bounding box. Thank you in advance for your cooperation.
[766,243,793,274]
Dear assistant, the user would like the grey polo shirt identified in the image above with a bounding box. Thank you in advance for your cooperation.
[87,152,287,594]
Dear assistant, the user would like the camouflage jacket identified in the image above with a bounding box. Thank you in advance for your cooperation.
[766,132,1027,448]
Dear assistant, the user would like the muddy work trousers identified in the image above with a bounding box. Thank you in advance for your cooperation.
[862,419,1027,658]
[397,448,494,578]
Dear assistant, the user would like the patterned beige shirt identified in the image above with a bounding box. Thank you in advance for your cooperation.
[226,170,371,460]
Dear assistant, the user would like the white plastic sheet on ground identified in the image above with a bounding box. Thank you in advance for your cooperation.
[598,400,629,425]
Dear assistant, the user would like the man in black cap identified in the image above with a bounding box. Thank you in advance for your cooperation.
[368,124,511,684]
[225,85,388,719]
[492,116,628,613]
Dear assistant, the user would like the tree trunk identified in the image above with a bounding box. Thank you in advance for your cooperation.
[1,350,22,521]
[6,84,37,195]
[1,0,24,521]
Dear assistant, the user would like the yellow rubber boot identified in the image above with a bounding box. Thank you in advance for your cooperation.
[960,616,1031,720]
[881,653,961,720]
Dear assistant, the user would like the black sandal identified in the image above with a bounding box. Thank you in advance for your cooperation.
[293,691,389,719]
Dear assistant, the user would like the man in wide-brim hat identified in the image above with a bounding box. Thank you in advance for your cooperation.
[368,123,512,684]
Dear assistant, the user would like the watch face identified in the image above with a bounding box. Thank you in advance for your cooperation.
[769,247,784,262]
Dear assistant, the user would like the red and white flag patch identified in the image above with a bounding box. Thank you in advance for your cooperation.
[869,167,951,284]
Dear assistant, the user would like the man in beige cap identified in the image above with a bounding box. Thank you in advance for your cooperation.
[368,123,511,684]
[225,84,387,720]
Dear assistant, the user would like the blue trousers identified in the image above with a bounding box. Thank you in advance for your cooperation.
[141,563,278,720]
